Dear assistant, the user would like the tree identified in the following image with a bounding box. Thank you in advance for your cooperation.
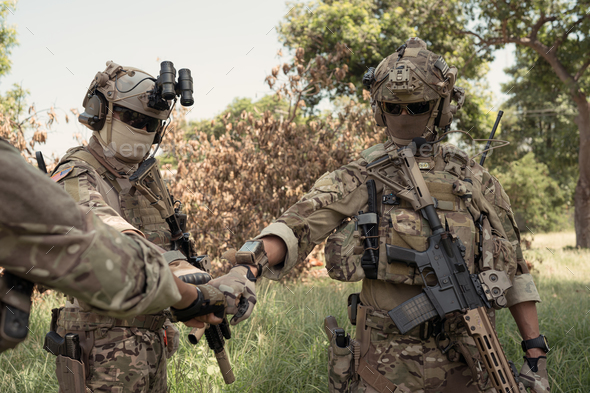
[486,48,579,199]
[493,152,569,233]
[188,95,292,139]
[459,0,590,247]
[278,0,496,138]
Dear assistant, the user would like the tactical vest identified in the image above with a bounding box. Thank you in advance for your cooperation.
[57,147,171,249]
[325,143,517,286]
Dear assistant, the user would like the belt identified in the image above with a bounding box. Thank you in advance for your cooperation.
[57,308,167,332]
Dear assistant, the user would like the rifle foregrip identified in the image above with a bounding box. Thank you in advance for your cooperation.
[463,308,526,392]
[387,293,438,334]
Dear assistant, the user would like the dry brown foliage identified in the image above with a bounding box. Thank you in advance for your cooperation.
[161,47,384,278]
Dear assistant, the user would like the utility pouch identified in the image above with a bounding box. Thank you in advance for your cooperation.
[55,355,87,393]
[325,220,365,282]
[325,316,354,393]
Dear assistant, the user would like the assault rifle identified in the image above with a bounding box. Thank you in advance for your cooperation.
[366,135,526,393]
[130,158,232,382]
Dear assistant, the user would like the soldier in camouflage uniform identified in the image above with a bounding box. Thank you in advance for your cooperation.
[222,38,550,392]
[0,137,220,353]
[47,61,256,393]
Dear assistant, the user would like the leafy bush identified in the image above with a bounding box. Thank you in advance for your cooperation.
[161,48,383,277]
[493,152,570,233]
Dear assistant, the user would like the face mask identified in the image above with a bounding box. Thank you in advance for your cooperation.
[383,111,432,145]
[96,118,155,163]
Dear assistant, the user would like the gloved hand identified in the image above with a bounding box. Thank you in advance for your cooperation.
[519,356,550,392]
[208,264,257,325]
[170,283,226,322]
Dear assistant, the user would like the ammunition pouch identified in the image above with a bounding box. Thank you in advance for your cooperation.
[0,272,34,353]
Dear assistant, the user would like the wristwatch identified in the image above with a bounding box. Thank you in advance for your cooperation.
[521,334,549,353]
[235,240,269,278]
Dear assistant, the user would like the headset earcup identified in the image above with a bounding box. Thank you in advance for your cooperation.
[79,93,107,131]
[375,104,386,127]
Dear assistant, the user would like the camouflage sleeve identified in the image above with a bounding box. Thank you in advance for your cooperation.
[143,227,173,249]
[54,161,137,233]
[481,171,541,306]
[0,141,181,317]
[255,161,369,280]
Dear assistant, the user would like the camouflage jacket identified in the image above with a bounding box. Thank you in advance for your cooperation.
[51,137,174,312]
[0,138,181,317]
[256,142,541,312]
[52,137,172,246]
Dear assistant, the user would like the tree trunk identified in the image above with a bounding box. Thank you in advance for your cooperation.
[573,98,590,248]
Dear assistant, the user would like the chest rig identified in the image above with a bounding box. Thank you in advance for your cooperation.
[57,148,171,247]
[325,143,498,286]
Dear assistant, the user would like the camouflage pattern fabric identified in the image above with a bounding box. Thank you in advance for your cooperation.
[256,141,541,392]
[86,327,167,393]
[52,136,178,392]
[54,137,171,244]
[350,331,495,393]
[328,334,354,393]
[0,138,181,315]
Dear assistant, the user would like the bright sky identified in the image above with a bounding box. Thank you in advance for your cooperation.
[1,0,514,158]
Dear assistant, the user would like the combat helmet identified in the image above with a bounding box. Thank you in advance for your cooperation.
[363,37,465,145]
[78,61,170,163]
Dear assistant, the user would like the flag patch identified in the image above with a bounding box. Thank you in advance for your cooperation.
[51,166,74,182]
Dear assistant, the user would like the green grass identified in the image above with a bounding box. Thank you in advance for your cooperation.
[1,233,588,392]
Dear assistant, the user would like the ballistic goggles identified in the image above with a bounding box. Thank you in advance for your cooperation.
[113,105,162,132]
[380,100,436,116]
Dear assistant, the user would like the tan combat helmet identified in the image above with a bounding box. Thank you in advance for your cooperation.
[78,61,170,163]
[364,37,465,145]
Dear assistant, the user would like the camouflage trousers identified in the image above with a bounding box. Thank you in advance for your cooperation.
[56,327,168,393]
[332,329,495,393]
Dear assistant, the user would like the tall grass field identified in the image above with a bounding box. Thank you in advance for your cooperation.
[1,232,588,392]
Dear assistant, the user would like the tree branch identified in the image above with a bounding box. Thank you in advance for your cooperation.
[530,13,557,41]
[575,57,590,82]
[553,14,590,50]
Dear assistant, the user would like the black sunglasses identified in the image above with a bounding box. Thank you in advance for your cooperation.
[381,100,435,116]
[113,106,162,132]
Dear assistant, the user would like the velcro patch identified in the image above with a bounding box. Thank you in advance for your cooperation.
[51,166,74,182]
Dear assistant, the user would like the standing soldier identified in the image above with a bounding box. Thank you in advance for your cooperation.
[217,38,550,392]
[48,61,255,393]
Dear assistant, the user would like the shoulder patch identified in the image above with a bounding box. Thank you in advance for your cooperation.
[51,166,74,182]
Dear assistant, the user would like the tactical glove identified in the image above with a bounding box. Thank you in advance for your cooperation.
[519,356,550,392]
[208,265,257,325]
[170,283,226,322]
